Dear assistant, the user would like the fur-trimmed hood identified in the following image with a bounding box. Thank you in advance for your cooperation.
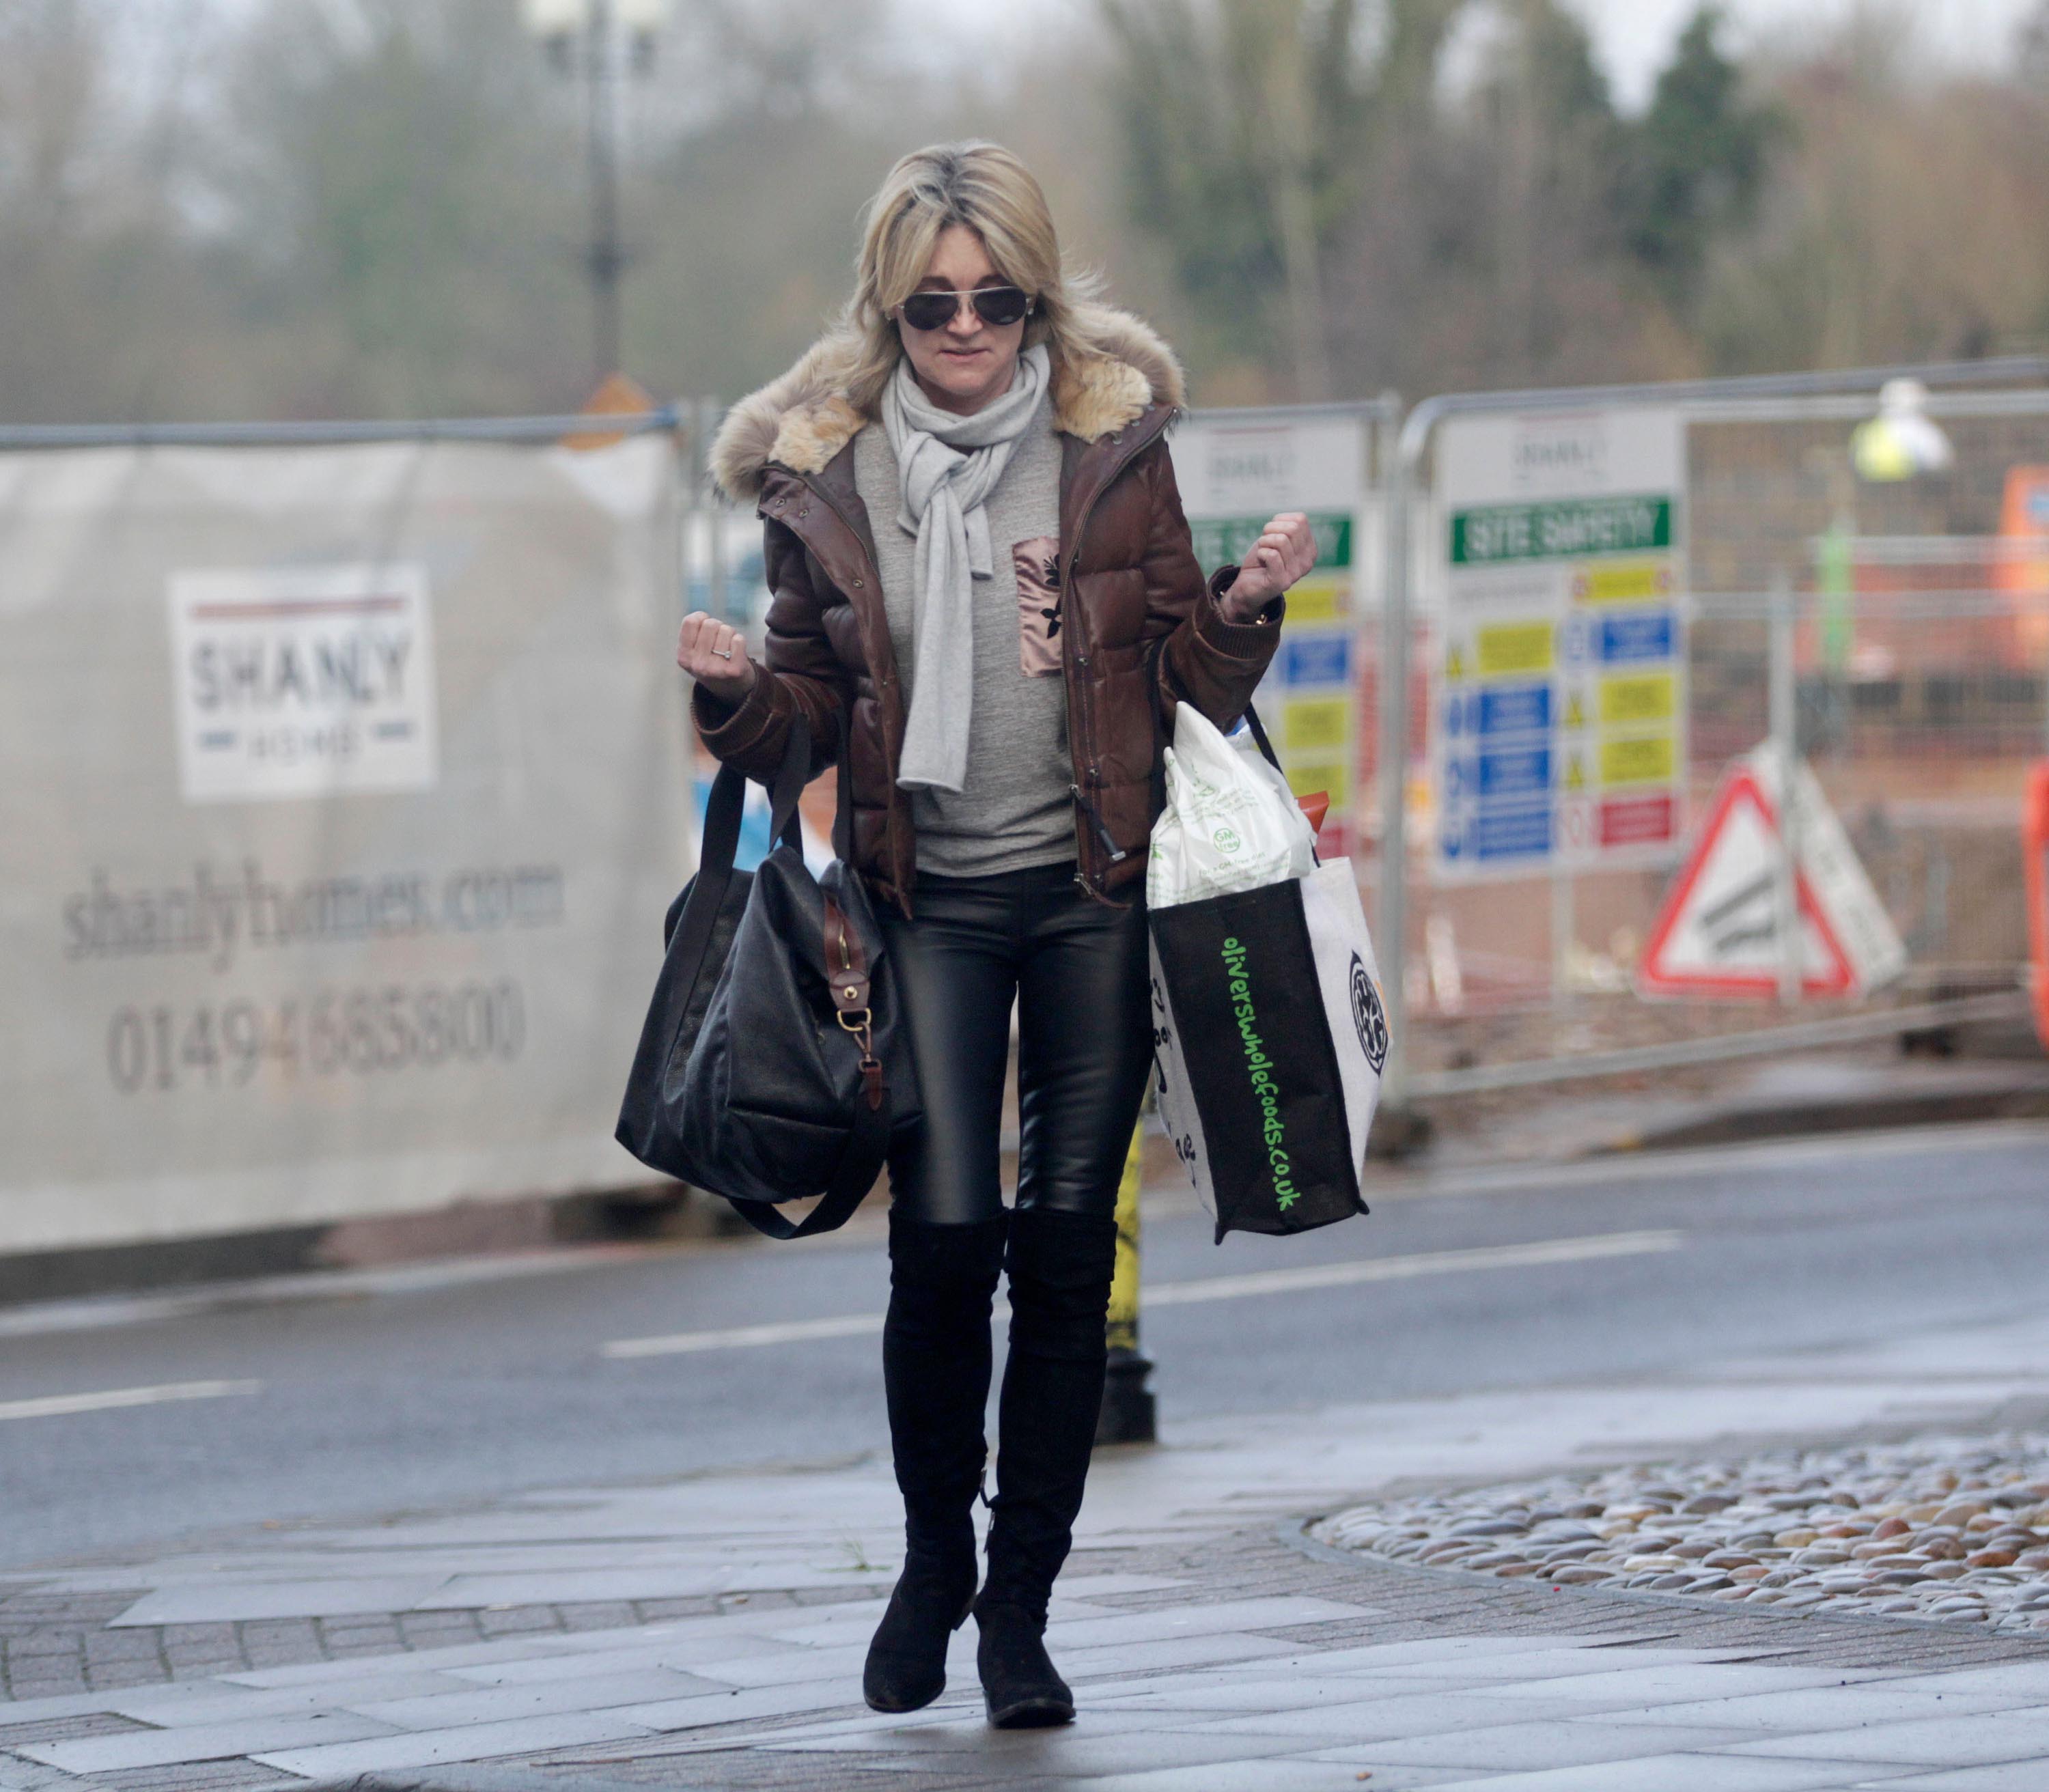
[710,305,1186,503]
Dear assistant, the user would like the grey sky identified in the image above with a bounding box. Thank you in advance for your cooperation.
[1585,0,2037,104]
[116,1,2049,113]
[931,0,2042,109]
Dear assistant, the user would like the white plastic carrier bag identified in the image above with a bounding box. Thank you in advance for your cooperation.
[1145,703,1386,1241]
[1145,701,1315,910]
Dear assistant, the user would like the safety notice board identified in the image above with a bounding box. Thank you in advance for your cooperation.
[1171,412,1370,858]
[1430,408,1690,882]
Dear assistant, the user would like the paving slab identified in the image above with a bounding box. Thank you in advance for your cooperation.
[108,1582,453,1628]
[1597,1686,2040,1732]
[1867,1664,2049,1700]
[1186,1691,1682,1743]
[1419,1760,1930,1791]
[1049,1764,1471,1792]
[611,1679,873,1731]
[251,1712,656,1778]
[1479,1663,1897,1705]
[102,1673,483,1725]
[346,1670,729,1731]
[1313,1718,1769,1772]
[1718,1711,2049,1767]
[22,1711,398,1774]
[1872,1768,2049,1790]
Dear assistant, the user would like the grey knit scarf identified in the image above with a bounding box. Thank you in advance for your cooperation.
[882,344,1051,794]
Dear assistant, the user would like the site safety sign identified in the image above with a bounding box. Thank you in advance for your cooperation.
[1430,408,1690,881]
[1171,412,1370,858]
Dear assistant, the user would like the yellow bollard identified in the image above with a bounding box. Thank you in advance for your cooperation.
[1095,1119,1157,1445]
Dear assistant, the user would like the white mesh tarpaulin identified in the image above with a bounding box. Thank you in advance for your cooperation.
[0,432,693,1255]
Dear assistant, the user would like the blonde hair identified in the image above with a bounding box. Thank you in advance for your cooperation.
[837,141,1100,417]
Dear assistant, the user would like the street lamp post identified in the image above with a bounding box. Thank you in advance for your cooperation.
[524,0,668,383]
[585,0,622,381]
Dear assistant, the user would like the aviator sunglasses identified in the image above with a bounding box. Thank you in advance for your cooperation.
[895,285,1034,333]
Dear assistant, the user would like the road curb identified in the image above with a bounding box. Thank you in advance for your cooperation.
[1589,1080,2049,1155]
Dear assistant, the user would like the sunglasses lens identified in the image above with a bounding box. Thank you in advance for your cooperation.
[973,287,1030,327]
[899,293,958,332]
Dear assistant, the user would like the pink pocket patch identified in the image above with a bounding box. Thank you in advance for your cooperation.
[1013,535,1062,677]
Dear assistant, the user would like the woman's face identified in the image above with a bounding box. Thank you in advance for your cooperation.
[895,224,1028,416]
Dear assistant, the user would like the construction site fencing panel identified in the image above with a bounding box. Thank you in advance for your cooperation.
[0,416,693,1257]
[1359,368,2049,1110]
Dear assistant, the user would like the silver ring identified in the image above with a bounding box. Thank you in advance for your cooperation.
[712,647,734,660]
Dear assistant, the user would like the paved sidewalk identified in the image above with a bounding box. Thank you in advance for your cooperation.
[12,1312,2049,1791]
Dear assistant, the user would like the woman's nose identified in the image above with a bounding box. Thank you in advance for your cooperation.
[945,303,981,339]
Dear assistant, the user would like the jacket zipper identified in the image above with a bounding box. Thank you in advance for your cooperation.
[1061,406,1177,897]
[1069,785,1128,863]
[781,472,924,910]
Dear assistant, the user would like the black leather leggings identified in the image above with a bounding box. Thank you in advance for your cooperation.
[881,863,1152,1226]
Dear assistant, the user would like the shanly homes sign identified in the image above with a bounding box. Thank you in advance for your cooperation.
[168,563,438,802]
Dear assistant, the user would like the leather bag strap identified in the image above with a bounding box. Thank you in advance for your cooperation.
[723,699,884,1242]
[760,701,856,865]
[831,703,855,864]
[766,709,813,853]
[723,1057,888,1240]
[667,711,812,1035]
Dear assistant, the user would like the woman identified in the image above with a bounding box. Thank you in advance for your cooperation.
[676,141,1315,1728]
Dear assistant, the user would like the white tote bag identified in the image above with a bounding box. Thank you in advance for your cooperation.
[1146,703,1386,1238]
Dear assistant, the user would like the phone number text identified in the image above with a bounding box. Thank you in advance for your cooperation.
[107,981,525,1092]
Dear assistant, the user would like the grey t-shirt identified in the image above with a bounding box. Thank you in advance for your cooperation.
[853,409,1075,878]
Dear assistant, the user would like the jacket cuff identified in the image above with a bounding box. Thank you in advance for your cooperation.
[1199,565,1285,660]
[691,670,781,761]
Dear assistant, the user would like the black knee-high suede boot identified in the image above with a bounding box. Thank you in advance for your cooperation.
[976,1207,1117,1728]
[864,1211,1007,1713]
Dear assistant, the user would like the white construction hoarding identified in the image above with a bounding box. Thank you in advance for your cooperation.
[1,434,690,1257]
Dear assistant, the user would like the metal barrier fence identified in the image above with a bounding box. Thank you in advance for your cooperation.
[1373,361,2049,1121]
[11,372,2037,1264]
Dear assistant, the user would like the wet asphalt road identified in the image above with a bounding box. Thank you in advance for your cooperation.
[2,1121,2046,1571]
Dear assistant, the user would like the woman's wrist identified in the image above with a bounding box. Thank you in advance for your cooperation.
[1216,569,1273,624]
[695,660,759,710]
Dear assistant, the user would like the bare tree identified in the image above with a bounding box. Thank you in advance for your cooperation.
[1099,0,1461,399]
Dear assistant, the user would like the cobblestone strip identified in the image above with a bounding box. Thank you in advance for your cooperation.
[1316,1434,2049,1633]
[0,1584,885,1703]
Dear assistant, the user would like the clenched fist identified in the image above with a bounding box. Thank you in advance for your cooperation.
[1224,511,1318,617]
[677,611,757,705]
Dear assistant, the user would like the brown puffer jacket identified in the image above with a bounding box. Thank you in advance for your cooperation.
[697,308,1283,914]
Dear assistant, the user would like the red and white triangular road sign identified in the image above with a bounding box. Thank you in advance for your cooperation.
[1639,746,1906,999]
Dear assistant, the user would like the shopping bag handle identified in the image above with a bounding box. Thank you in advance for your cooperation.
[1144,644,1311,857]
[1141,632,1281,780]
[1240,703,1283,776]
